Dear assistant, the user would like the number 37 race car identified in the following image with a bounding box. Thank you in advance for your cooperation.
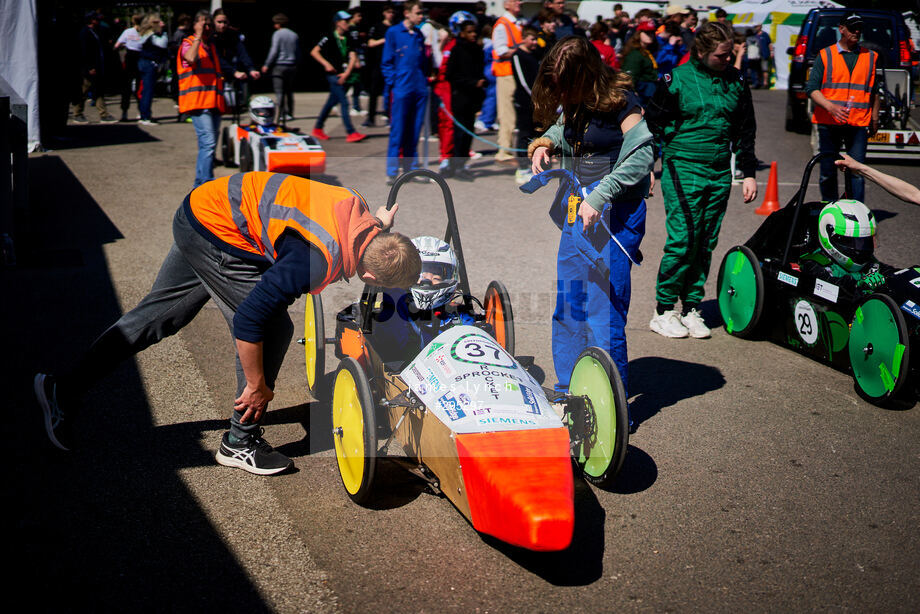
[299,171,631,552]
[717,153,919,407]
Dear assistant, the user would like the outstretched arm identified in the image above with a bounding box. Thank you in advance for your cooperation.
[836,154,920,206]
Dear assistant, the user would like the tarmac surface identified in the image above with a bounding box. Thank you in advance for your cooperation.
[9,90,920,612]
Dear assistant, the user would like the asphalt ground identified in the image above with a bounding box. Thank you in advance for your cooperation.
[9,90,920,612]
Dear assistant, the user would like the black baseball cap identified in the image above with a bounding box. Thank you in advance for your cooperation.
[840,12,863,31]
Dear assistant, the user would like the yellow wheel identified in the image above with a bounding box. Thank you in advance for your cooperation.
[331,357,377,504]
[302,293,326,400]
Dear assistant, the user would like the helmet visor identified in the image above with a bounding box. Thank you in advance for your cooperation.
[416,261,456,286]
[832,234,875,265]
[252,107,274,121]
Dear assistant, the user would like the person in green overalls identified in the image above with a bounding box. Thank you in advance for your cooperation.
[645,21,758,339]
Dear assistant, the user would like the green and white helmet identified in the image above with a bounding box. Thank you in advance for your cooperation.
[817,199,877,272]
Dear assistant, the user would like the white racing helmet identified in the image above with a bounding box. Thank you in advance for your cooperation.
[817,199,877,272]
[409,236,459,310]
[249,95,275,126]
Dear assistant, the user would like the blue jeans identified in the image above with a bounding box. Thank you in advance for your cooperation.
[316,75,355,134]
[817,124,868,202]
[137,58,158,120]
[190,109,221,188]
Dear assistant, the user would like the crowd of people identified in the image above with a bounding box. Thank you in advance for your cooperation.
[43,4,912,473]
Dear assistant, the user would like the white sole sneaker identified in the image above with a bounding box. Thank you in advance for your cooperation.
[649,311,689,338]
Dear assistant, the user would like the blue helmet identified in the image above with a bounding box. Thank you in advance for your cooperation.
[448,11,475,36]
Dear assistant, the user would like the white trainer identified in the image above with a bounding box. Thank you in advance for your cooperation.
[649,309,689,338]
[681,308,711,338]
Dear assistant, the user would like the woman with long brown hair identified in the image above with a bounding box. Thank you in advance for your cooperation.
[645,21,757,339]
[524,36,655,424]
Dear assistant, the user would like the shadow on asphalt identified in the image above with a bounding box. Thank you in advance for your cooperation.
[9,156,272,611]
[609,444,658,495]
[628,355,726,428]
[45,123,161,149]
[481,478,605,586]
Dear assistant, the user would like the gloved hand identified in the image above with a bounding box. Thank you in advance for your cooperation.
[857,270,885,292]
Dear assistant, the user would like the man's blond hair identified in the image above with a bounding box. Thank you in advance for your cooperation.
[361,232,421,288]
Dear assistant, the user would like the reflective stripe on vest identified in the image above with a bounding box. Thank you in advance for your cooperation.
[190,173,361,289]
[491,17,522,77]
[177,36,227,114]
[812,45,876,127]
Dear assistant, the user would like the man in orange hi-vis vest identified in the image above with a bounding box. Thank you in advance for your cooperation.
[178,10,228,188]
[807,12,880,203]
[491,0,524,163]
[34,172,421,476]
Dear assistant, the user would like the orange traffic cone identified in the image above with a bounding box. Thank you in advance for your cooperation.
[755,161,780,215]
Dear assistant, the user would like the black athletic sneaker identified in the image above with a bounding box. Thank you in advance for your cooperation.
[34,373,71,451]
[215,429,292,476]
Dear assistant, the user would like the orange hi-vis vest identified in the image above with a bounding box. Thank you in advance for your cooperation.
[491,16,522,77]
[177,35,227,114]
[812,44,876,127]
[188,173,369,291]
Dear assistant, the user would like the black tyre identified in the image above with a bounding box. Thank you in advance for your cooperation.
[302,293,327,401]
[567,347,629,488]
[239,137,253,172]
[484,280,514,356]
[221,126,234,167]
[331,357,378,504]
[848,294,911,406]
[717,245,764,338]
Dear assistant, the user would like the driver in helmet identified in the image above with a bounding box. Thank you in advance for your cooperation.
[373,236,476,363]
[245,95,280,133]
[799,199,891,294]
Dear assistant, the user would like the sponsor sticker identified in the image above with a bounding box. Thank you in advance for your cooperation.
[520,384,542,415]
[778,271,799,287]
[910,277,920,289]
[437,393,466,421]
[417,382,428,395]
[901,300,920,321]
[433,351,456,377]
[458,393,472,406]
[425,368,442,393]
[477,416,537,426]
[793,300,820,345]
[504,382,519,392]
[471,408,491,415]
[813,279,839,303]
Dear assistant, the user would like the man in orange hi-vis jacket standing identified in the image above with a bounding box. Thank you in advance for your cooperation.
[34,173,421,475]
[178,10,228,187]
[807,12,880,203]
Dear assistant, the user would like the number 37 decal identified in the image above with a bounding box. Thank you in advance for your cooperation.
[451,334,515,368]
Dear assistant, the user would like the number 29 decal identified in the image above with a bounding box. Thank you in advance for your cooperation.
[793,300,820,345]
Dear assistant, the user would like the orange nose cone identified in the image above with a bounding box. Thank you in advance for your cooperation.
[456,427,574,551]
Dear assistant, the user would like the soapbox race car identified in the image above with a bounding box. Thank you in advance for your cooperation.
[717,153,919,406]
[221,123,326,175]
[299,170,630,552]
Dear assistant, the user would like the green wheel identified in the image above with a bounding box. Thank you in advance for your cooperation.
[717,245,764,338]
[302,293,326,401]
[567,347,629,488]
[331,357,378,504]
[848,294,910,405]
